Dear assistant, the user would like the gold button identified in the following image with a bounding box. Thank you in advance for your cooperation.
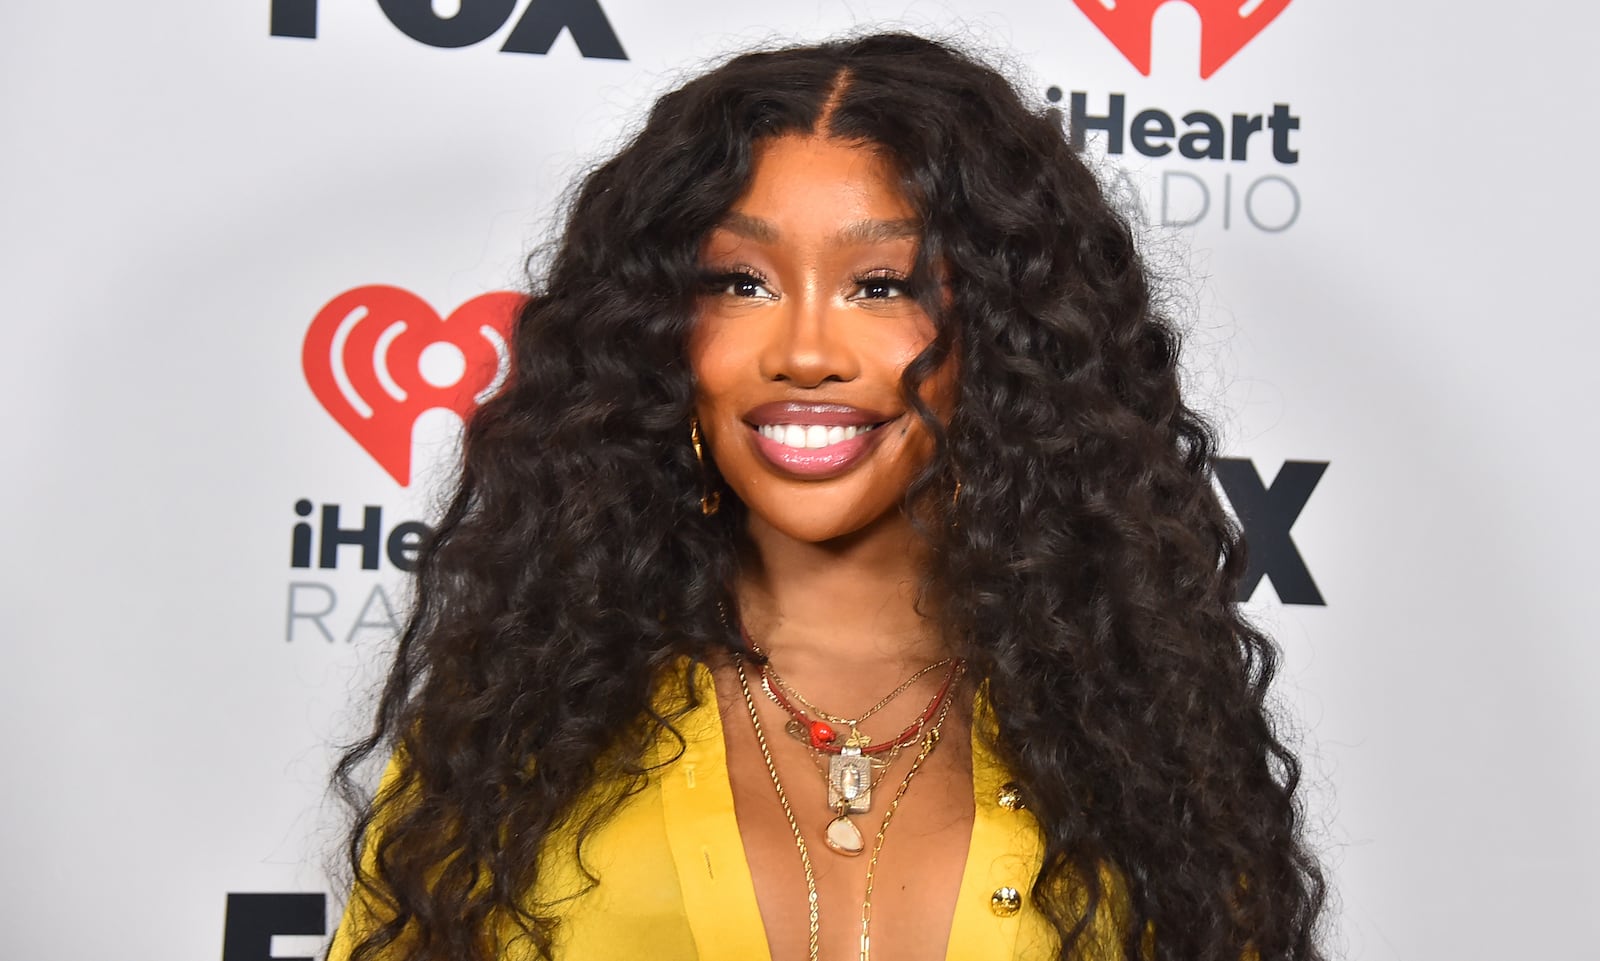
[990,886,1022,917]
[995,782,1025,811]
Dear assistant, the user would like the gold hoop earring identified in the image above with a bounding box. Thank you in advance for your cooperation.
[690,417,721,516]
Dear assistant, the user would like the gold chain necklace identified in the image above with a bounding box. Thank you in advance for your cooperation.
[757,658,963,851]
[734,655,958,961]
[760,652,957,728]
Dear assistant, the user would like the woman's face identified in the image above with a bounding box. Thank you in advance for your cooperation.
[688,133,958,545]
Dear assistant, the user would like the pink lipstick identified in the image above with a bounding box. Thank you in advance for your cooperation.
[742,402,895,479]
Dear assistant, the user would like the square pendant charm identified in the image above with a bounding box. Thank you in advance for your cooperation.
[828,750,873,814]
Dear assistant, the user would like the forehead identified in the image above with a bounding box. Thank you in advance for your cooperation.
[717,134,919,239]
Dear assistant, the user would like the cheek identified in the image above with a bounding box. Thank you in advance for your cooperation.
[895,359,958,462]
[913,343,961,421]
[687,327,756,465]
[687,320,734,404]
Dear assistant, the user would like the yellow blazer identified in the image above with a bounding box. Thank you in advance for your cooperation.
[329,660,1125,960]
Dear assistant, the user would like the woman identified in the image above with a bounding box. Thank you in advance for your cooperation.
[328,32,1327,961]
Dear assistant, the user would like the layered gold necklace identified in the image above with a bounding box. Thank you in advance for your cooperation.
[754,651,962,855]
[733,651,965,961]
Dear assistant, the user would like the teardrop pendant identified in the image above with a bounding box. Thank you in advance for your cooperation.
[824,814,865,856]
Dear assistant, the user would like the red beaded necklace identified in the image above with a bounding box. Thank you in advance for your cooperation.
[757,659,963,755]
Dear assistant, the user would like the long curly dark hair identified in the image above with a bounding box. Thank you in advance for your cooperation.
[332,31,1327,961]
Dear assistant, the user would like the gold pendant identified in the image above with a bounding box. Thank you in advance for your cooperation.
[827,748,873,814]
[824,813,865,856]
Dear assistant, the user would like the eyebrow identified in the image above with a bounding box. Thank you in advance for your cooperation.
[716,212,921,245]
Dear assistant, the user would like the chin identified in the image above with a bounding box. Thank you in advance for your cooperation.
[743,495,905,546]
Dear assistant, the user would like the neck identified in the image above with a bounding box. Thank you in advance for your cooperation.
[732,508,951,675]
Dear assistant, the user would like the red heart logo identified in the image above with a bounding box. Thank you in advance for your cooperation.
[1072,0,1292,78]
[302,285,523,485]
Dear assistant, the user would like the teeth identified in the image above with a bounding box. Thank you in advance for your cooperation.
[759,423,875,449]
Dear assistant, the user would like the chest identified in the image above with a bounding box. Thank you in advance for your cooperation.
[716,666,979,961]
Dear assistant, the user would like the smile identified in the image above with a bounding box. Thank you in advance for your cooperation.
[755,423,879,449]
[739,401,897,479]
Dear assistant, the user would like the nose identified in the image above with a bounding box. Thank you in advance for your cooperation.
[758,293,860,387]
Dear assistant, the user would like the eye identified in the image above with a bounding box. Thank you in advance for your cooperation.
[701,267,777,300]
[851,270,913,300]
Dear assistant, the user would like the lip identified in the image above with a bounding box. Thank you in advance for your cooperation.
[743,401,891,428]
[744,413,899,480]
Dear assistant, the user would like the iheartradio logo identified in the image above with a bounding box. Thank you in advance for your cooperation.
[1072,0,1292,78]
[303,285,523,485]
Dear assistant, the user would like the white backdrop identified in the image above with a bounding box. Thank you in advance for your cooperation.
[3,2,1596,959]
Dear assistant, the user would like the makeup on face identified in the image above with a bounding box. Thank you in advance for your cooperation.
[743,401,897,480]
[687,133,958,544]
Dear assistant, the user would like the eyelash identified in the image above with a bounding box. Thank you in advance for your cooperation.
[700,265,773,298]
[698,266,914,299]
[853,268,913,299]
